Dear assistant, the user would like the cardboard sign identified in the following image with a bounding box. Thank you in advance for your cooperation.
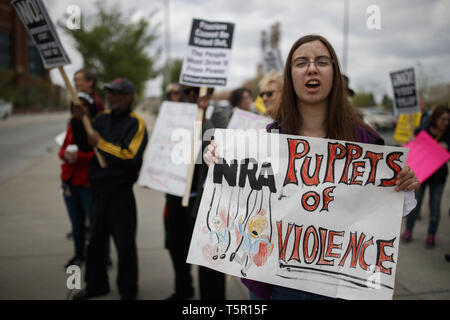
[227,108,272,130]
[187,129,408,300]
[393,113,422,144]
[404,130,450,183]
[262,48,283,74]
[11,0,71,69]
[179,18,235,87]
[138,101,200,197]
[390,68,419,115]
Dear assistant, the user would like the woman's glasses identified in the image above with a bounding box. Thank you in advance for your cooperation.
[291,56,334,70]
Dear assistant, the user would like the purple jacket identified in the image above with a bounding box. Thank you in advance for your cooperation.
[241,122,384,299]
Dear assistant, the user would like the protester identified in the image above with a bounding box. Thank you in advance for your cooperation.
[401,105,450,248]
[73,78,148,300]
[60,69,106,269]
[258,70,283,118]
[59,92,97,269]
[163,84,199,300]
[204,34,420,300]
[229,87,252,111]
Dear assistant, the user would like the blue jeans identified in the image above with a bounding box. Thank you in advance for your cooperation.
[63,183,92,258]
[63,183,111,259]
[249,286,330,300]
[405,181,446,235]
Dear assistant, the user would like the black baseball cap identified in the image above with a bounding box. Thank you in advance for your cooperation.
[104,78,136,95]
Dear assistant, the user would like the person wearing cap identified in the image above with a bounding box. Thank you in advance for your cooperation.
[59,91,102,270]
[73,78,148,300]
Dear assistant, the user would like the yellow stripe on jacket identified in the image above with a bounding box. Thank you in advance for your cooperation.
[96,112,146,160]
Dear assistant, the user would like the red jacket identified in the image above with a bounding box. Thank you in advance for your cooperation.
[59,123,94,186]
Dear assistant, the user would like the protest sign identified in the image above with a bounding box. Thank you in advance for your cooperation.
[393,113,421,144]
[11,0,71,69]
[262,48,283,74]
[11,0,107,168]
[227,108,272,130]
[390,68,419,116]
[138,101,200,197]
[404,130,450,183]
[179,18,235,87]
[187,129,408,300]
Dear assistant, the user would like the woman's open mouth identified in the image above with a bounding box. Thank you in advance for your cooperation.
[305,79,321,93]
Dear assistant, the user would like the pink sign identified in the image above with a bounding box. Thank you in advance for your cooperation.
[404,130,450,183]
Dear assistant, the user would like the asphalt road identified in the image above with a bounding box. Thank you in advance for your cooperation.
[0,112,68,184]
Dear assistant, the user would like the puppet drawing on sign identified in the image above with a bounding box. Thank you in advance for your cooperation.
[230,209,273,277]
[209,209,236,260]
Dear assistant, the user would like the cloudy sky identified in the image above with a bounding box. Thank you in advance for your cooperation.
[44,0,450,101]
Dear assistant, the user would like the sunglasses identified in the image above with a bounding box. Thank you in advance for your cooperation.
[259,91,276,98]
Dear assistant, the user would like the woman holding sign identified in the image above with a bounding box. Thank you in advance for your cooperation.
[401,105,450,248]
[204,34,420,300]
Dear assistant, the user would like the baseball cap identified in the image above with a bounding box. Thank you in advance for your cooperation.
[104,78,136,95]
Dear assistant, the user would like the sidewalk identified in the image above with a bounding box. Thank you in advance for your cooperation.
[0,111,449,300]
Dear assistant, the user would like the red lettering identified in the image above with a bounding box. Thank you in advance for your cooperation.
[284,139,310,186]
[277,221,293,262]
[326,230,344,260]
[350,161,365,185]
[376,238,396,275]
[301,191,320,212]
[380,152,403,187]
[359,237,374,271]
[300,155,323,186]
[321,186,336,211]
[324,142,346,183]
[317,228,334,266]
[303,226,319,264]
[339,232,365,268]
[340,143,363,184]
[364,151,383,185]
[288,225,304,262]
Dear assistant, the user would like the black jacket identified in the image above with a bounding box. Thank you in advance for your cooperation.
[89,108,148,187]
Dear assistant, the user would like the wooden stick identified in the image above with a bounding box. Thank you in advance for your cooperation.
[182,86,207,207]
[58,67,107,168]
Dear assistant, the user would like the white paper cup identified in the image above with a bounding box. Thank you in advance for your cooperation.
[66,144,78,153]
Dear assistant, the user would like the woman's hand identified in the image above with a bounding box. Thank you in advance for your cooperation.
[203,140,219,167]
[395,165,420,192]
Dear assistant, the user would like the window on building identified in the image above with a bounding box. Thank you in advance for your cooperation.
[0,33,11,69]
[28,37,44,77]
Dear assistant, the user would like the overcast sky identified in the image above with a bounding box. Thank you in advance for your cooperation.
[44,0,450,101]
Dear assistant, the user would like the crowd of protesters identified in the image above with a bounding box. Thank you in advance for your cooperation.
[59,34,448,301]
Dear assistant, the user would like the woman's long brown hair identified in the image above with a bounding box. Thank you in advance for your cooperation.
[274,34,365,142]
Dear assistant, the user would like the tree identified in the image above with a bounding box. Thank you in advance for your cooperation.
[381,94,393,111]
[60,1,161,101]
[160,58,183,97]
[352,91,376,108]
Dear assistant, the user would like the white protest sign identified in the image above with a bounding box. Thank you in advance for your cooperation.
[390,68,419,116]
[263,48,283,74]
[187,129,408,300]
[179,18,235,87]
[54,130,66,146]
[11,0,71,69]
[138,101,201,196]
[227,108,272,131]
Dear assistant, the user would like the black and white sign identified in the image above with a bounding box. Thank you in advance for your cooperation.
[389,68,419,115]
[11,0,71,69]
[263,48,283,74]
[180,18,235,87]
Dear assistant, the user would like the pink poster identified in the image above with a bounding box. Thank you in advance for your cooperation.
[404,130,450,183]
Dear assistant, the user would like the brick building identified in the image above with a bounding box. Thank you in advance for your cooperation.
[0,0,66,110]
